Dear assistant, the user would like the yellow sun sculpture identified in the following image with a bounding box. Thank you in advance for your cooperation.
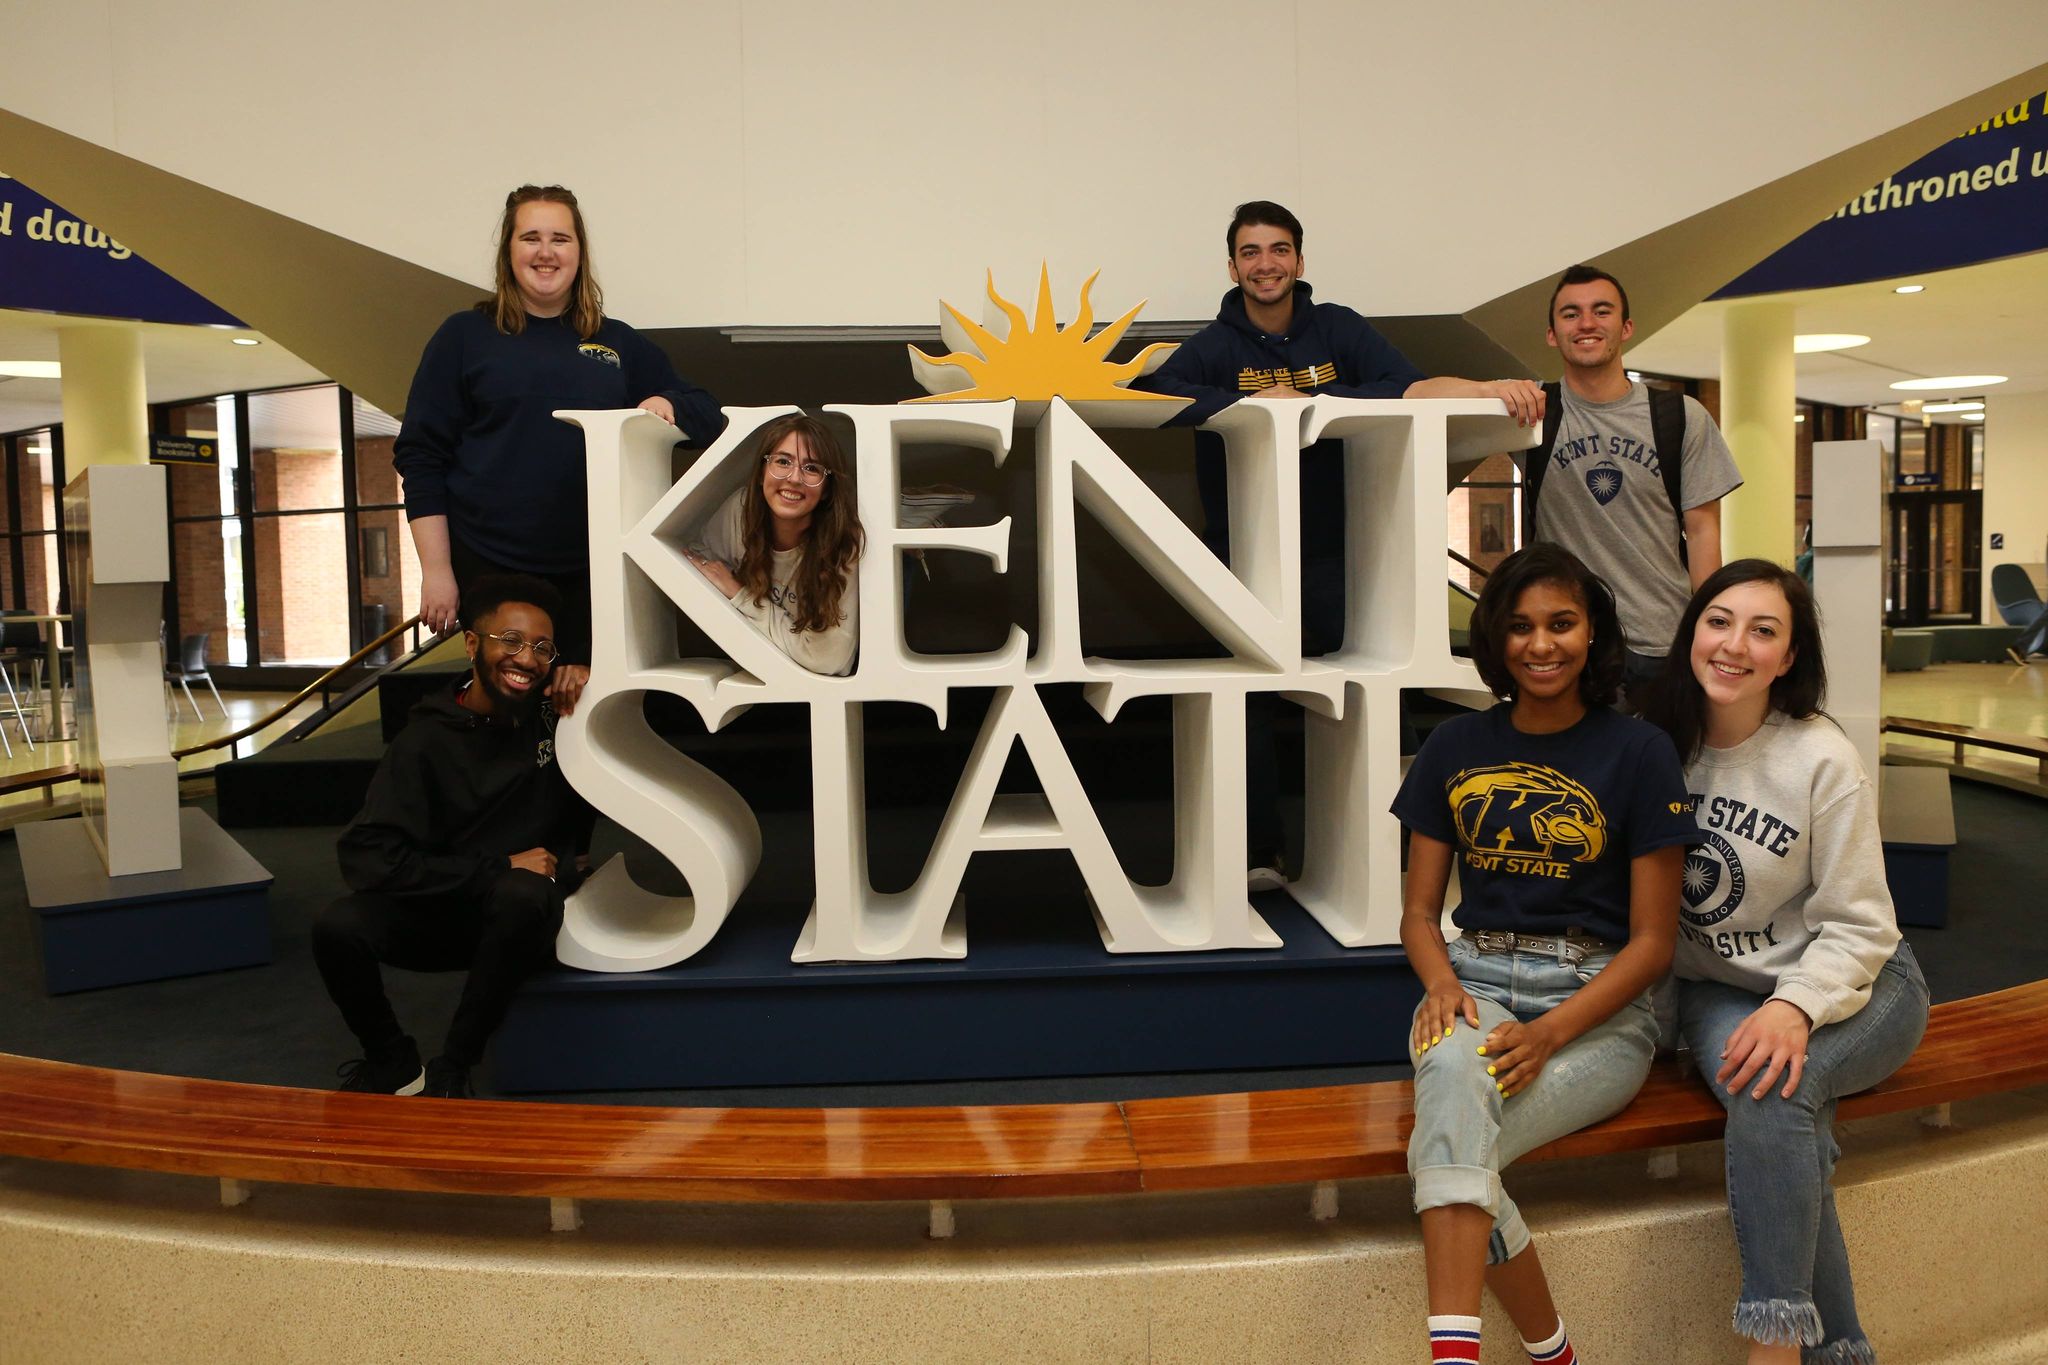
[906,266,1187,414]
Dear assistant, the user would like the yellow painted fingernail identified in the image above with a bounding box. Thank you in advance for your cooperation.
[1496,1083,1506,1093]
[1476,1046,1487,1056]
[1486,1065,1497,1076]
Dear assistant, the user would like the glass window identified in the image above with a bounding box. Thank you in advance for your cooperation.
[249,385,344,511]
[164,397,249,664]
[252,511,350,665]
[7,431,62,616]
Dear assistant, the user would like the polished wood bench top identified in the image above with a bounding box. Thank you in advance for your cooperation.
[1884,715,2048,758]
[0,981,2041,1204]
[1124,979,2048,1191]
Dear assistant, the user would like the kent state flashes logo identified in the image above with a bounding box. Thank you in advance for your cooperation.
[1682,832,1745,926]
[1585,459,1624,506]
[578,343,622,368]
[1448,763,1607,862]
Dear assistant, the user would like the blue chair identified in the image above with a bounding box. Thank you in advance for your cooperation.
[1992,563,2048,662]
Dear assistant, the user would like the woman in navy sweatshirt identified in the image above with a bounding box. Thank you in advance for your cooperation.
[394,184,725,710]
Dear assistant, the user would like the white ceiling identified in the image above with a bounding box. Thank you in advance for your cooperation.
[0,308,323,436]
[1623,249,2048,415]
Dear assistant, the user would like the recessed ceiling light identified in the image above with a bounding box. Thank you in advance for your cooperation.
[1920,401,1985,413]
[1891,375,2008,390]
[1625,370,1643,382]
[231,337,261,347]
[1960,413,1985,422]
[0,361,62,379]
[1793,334,1870,353]
[1793,414,1806,423]
[1892,284,1925,294]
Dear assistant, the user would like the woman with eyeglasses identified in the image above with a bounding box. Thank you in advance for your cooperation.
[394,184,725,712]
[683,413,864,676]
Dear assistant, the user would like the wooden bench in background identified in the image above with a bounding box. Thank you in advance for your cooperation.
[0,980,2042,1235]
[1885,715,2048,783]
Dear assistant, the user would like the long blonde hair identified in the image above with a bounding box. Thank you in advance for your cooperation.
[484,184,605,339]
[737,415,864,634]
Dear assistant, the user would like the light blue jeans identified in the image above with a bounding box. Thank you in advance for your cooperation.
[1677,942,1928,1363]
[1408,935,1661,1263]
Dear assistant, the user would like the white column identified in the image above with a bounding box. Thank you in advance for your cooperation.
[1719,301,1796,565]
[57,326,150,469]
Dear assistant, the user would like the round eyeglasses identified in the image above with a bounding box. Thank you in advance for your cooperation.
[764,452,831,487]
[481,631,559,664]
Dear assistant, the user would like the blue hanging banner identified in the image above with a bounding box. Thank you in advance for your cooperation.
[1714,94,2048,298]
[0,173,242,327]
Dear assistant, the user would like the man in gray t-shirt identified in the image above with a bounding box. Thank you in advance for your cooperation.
[1523,265,1742,681]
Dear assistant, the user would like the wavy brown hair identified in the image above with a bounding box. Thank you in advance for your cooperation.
[736,415,864,634]
[1641,558,1829,764]
[483,185,605,339]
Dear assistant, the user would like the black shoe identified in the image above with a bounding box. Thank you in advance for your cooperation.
[2009,646,2032,666]
[422,1057,473,1099]
[336,1039,424,1095]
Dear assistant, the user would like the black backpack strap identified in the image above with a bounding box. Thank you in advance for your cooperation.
[1522,382,1563,546]
[1647,386,1690,565]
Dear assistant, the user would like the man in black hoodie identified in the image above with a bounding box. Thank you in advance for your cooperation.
[1136,201,1543,881]
[313,574,582,1099]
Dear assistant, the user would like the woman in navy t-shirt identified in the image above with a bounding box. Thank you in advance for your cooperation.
[1393,543,1695,1365]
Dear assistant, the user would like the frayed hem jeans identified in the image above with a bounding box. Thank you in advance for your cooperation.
[1677,942,1928,1357]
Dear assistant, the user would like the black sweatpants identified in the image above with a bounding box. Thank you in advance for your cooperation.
[311,869,564,1068]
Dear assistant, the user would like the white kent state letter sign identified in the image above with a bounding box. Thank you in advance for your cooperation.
[549,271,1534,972]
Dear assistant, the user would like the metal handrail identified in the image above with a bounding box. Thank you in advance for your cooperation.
[1448,548,1492,581]
[170,615,440,760]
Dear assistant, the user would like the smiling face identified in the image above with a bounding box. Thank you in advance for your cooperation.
[510,200,580,317]
[1227,222,1304,312]
[465,599,556,717]
[1690,579,1796,715]
[1547,279,1634,373]
[1504,578,1591,709]
[760,429,827,537]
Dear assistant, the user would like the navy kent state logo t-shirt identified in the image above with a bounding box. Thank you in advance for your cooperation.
[1391,704,1697,944]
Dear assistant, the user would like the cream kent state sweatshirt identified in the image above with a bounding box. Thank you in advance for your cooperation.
[1674,713,1902,1028]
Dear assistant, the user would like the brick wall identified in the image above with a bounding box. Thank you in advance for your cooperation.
[354,437,421,645]
[251,448,350,663]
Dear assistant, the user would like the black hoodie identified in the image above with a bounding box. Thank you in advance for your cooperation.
[336,680,578,900]
[1134,282,1425,559]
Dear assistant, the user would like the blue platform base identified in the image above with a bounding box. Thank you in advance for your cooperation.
[1884,842,1950,929]
[492,891,1421,1094]
[18,808,274,995]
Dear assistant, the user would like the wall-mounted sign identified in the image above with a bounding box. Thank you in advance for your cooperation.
[1715,95,2048,298]
[1896,472,1940,488]
[0,173,241,327]
[1991,532,2005,550]
[149,434,218,466]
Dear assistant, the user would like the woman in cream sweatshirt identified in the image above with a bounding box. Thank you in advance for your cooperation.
[1645,559,1927,1365]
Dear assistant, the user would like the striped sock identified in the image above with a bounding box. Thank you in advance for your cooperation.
[1523,1316,1576,1364]
[1428,1314,1482,1363]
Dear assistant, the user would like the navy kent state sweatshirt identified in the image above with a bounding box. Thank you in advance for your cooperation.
[394,308,726,575]
[1135,283,1424,560]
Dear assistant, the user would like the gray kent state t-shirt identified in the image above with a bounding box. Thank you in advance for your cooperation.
[1524,382,1742,658]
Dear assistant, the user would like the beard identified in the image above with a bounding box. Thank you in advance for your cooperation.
[472,660,547,720]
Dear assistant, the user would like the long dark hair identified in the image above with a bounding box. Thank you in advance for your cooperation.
[1468,543,1626,706]
[737,414,864,634]
[483,184,605,339]
[1641,558,1828,763]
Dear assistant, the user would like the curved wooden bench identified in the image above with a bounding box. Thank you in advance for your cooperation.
[0,981,2042,1214]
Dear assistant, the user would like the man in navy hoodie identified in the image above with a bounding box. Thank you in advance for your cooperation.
[1136,200,1542,880]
